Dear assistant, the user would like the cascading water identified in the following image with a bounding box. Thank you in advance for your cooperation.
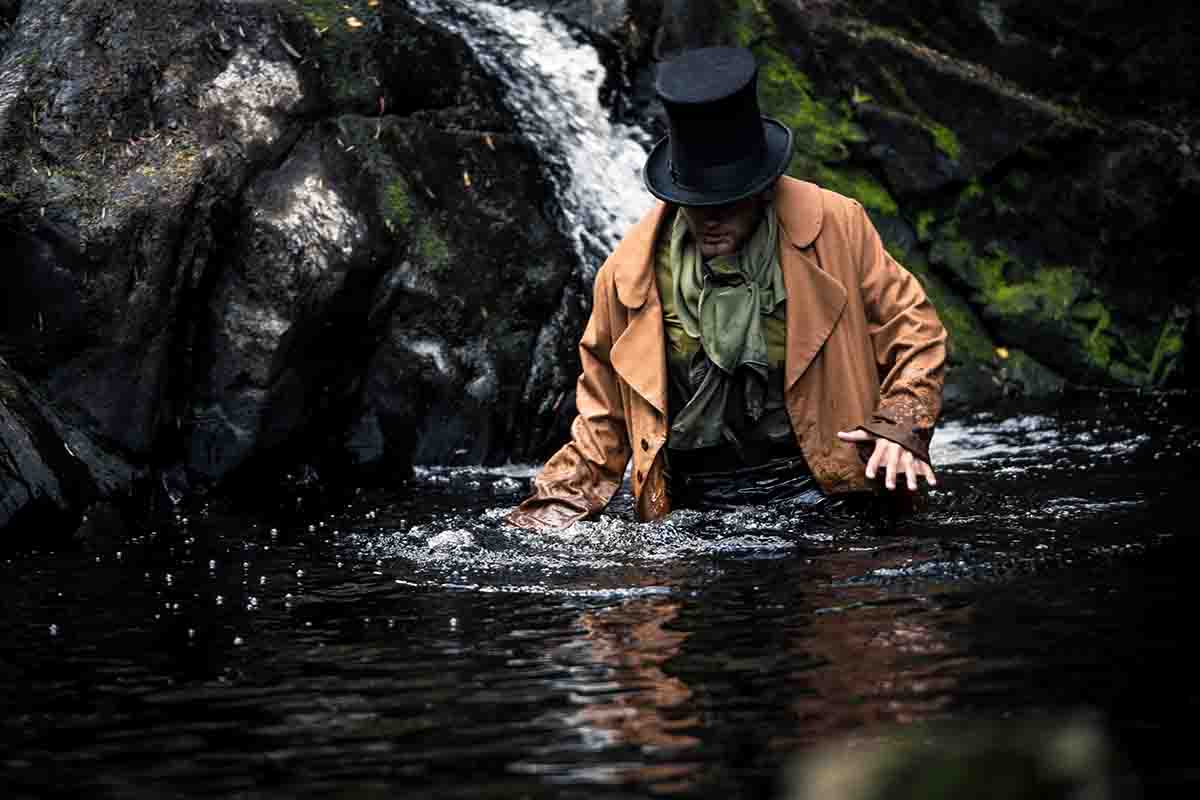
[407,0,655,273]
[406,0,658,437]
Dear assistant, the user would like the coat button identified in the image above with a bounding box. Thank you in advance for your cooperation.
[640,438,649,451]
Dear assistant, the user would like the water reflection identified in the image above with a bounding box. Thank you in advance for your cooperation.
[1,400,1197,796]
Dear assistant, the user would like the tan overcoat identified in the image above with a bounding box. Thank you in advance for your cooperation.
[510,177,947,529]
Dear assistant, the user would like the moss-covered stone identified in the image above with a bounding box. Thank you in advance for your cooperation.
[294,0,387,110]
[716,1,900,217]
[875,63,961,162]
[412,222,450,272]
[383,177,413,233]
[1148,312,1187,384]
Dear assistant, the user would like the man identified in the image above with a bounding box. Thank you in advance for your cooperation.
[509,46,946,529]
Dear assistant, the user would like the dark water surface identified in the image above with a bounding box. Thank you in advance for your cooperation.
[3,395,1198,798]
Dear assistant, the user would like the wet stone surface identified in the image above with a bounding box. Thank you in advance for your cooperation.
[1,394,1198,798]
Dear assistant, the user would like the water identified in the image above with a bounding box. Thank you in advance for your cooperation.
[408,0,655,272]
[2,393,1198,797]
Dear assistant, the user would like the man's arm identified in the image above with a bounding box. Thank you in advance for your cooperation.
[507,270,633,530]
[838,201,947,491]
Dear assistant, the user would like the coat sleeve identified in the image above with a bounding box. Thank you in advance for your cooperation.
[852,202,947,464]
[507,269,632,530]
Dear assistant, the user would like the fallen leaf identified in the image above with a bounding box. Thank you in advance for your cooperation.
[995,347,1010,359]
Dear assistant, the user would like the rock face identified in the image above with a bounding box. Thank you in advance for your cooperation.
[625,0,1197,403]
[0,0,579,540]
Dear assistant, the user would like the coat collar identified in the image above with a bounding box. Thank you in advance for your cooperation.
[609,177,839,414]
[612,177,825,310]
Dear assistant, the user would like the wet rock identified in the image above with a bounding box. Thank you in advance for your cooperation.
[342,110,577,466]
[0,357,138,543]
[0,0,582,536]
[188,126,373,479]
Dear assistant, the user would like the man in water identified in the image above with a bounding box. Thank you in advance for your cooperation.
[509,46,946,529]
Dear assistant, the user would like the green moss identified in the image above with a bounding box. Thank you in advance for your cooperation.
[928,222,977,286]
[851,87,874,106]
[383,177,413,232]
[293,0,384,107]
[816,166,898,216]
[1148,314,1186,384]
[959,181,985,205]
[874,66,963,163]
[752,41,865,166]
[297,0,364,32]
[413,223,450,271]
[985,265,1082,320]
[914,210,937,243]
[722,2,899,214]
[929,122,962,161]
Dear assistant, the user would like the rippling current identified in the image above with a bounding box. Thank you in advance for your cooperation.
[2,393,1197,798]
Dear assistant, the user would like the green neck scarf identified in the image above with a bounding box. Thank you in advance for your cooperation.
[669,204,786,375]
[667,204,787,451]
[672,203,782,371]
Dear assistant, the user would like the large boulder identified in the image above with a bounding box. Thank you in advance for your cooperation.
[0,0,581,539]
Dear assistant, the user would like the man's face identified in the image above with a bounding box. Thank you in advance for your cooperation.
[679,194,765,258]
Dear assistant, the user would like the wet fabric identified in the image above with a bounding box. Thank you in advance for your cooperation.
[657,211,793,457]
[667,204,787,450]
[669,453,824,511]
[508,178,948,530]
[669,203,785,375]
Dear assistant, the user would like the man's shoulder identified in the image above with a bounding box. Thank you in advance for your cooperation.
[782,179,876,250]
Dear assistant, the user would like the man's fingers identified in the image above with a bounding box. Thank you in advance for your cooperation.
[904,451,918,491]
[850,435,938,491]
[865,439,885,479]
[885,444,901,489]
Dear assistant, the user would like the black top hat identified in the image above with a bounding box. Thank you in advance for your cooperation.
[643,47,794,207]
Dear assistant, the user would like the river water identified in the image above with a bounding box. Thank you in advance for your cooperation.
[4,2,1198,797]
[2,393,1197,797]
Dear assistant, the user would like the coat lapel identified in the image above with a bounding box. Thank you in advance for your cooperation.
[781,244,847,391]
[606,178,843,411]
[775,179,847,391]
[611,204,669,415]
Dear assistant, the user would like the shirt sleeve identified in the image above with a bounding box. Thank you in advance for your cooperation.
[852,202,948,464]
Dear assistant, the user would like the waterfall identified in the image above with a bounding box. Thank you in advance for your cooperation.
[406,0,655,275]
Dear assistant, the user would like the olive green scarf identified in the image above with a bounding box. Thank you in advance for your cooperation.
[667,204,786,451]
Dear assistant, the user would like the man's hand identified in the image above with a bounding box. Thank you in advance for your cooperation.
[837,429,937,491]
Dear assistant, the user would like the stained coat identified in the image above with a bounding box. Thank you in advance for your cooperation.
[509,178,947,529]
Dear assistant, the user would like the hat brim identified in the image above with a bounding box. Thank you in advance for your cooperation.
[642,117,794,207]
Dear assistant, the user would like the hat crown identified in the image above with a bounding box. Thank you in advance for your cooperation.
[655,46,758,105]
[643,47,794,206]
